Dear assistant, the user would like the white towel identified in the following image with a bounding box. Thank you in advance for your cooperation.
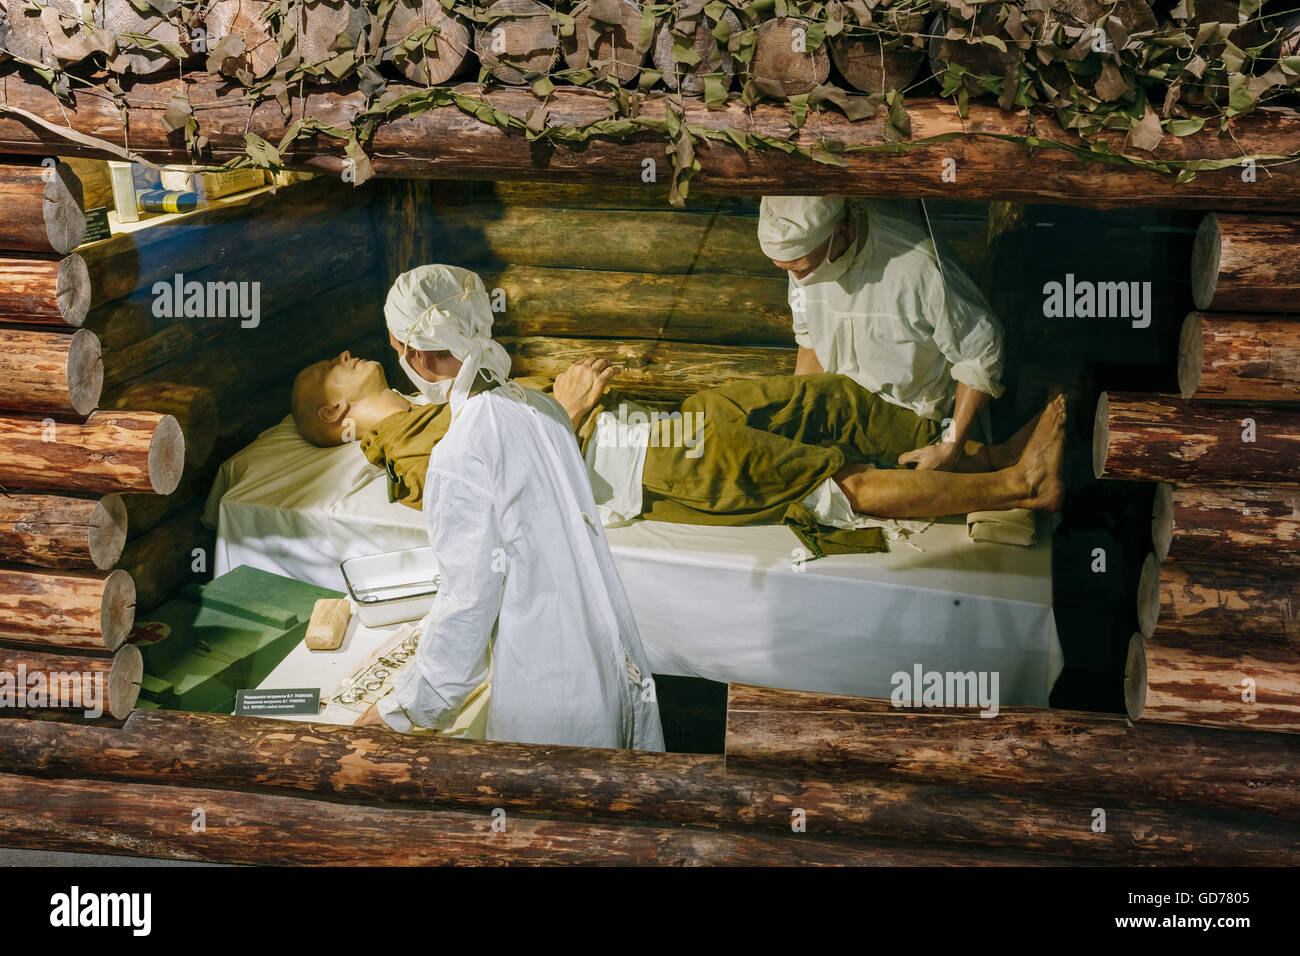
[967,508,1036,547]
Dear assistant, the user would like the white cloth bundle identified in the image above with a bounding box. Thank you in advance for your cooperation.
[383,264,513,415]
[967,508,1036,547]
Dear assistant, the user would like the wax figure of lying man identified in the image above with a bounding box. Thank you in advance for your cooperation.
[293,314,1065,561]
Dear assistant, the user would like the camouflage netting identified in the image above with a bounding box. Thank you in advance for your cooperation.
[1,0,1299,203]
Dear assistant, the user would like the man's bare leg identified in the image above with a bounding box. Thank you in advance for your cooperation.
[838,396,1066,518]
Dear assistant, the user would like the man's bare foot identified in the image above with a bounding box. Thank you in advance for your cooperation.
[991,385,1068,470]
[1013,395,1066,511]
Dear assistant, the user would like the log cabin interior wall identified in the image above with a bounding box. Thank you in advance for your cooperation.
[0,158,1216,717]
[85,176,400,614]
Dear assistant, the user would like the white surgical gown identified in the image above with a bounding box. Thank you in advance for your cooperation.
[378,385,665,752]
[791,202,1005,421]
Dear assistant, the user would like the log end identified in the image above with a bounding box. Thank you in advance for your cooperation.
[653,10,740,94]
[1151,483,1173,564]
[1190,213,1221,311]
[108,642,143,720]
[387,11,471,86]
[750,17,832,97]
[1091,391,1109,479]
[1124,633,1146,722]
[89,494,128,571]
[56,253,92,328]
[473,0,560,85]
[828,35,924,95]
[67,328,104,418]
[101,568,136,652]
[1137,552,1160,639]
[147,415,186,495]
[45,162,89,255]
[1177,312,1203,400]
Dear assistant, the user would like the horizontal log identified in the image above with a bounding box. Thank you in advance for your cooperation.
[126,277,387,410]
[0,493,126,571]
[723,683,1300,819]
[1192,214,1300,311]
[0,644,142,720]
[484,265,791,344]
[1179,312,1300,402]
[1093,391,1300,484]
[1136,635,1300,734]
[470,179,720,209]
[116,505,212,614]
[1138,556,1298,646]
[121,467,212,541]
[431,206,780,278]
[0,75,1298,209]
[0,161,87,255]
[0,709,1292,865]
[107,381,218,468]
[0,410,184,495]
[1153,482,1300,569]
[502,336,797,400]
[0,327,101,417]
[91,223,385,366]
[81,178,373,308]
[0,566,134,651]
[98,323,196,390]
[0,254,90,328]
[0,769,1072,867]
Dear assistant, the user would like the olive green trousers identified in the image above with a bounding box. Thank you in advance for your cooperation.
[638,374,939,552]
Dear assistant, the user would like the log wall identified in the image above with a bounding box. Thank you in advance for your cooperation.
[0,165,402,683]
[423,185,993,403]
[1100,209,1300,737]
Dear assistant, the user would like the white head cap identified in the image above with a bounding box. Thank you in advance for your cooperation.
[384,264,513,415]
[757,196,847,261]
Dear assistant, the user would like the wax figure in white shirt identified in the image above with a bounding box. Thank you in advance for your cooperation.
[758,196,1005,473]
[351,265,664,752]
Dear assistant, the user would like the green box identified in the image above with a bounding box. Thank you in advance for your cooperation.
[130,565,342,714]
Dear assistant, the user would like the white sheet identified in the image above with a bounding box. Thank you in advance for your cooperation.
[206,417,1063,705]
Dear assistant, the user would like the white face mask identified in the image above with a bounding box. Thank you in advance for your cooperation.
[399,351,453,405]
[790,240,856,287]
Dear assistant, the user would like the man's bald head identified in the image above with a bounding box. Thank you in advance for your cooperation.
[290,351,398,447]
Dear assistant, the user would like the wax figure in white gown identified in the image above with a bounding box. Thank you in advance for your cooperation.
[374,265,665,751]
